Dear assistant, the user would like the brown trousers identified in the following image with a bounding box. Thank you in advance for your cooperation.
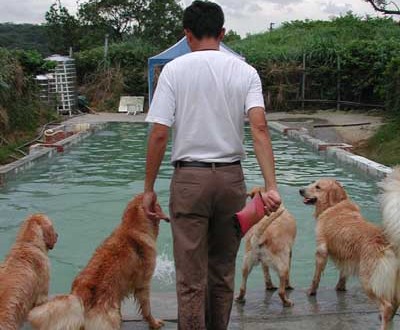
[169,164,246,330]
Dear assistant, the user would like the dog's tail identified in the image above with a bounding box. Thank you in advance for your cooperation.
[380,167,400,251]
[28,294,84,330]
[254,206,285,242]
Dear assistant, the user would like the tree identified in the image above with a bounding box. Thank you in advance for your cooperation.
[77,0,183,47]
[365,0,400,15]
[223,30,241,44]
[78,0,148,41]
[141,0,183,47]
[45,1,81,53]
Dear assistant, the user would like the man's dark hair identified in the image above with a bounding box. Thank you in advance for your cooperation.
[183,1,224,39]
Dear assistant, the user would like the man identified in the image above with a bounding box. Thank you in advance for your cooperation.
[143,1,281,329]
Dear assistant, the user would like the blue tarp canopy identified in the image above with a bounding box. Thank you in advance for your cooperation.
[148,36,245,103]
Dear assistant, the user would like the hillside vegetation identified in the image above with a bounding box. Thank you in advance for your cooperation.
[0,23,49,55]
[230,15,399,112]
[228,14,400,165]
[0,49,56,164]
[0,13,399,165]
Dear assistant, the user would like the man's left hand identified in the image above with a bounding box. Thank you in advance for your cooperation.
[261,189,281,215]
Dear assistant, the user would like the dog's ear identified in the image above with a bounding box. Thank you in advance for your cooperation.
[42,222,58,250]
[327,181,347,206]
[247,191,255,198]
[247,187,264,199]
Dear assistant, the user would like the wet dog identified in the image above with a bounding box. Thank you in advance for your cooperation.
[236,187,297,307]
[0,214,58,329]
[28,194,168,330]
[300,168,400,330]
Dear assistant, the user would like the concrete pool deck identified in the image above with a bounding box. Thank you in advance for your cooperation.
[121,288,400,329]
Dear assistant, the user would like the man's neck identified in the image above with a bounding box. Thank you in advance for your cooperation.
[190,38,220,52]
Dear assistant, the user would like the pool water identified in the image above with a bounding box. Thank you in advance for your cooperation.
[0,122,381,294]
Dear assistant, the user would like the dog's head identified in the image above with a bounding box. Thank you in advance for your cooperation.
[299,179,347,216]
[17,214,58,251]
[123,194,169,239]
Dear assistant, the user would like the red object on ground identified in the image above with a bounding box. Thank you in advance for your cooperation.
[44,131,74,144]
[40,144,64,153]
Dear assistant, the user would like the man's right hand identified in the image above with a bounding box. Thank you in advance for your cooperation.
[142,191,170,222]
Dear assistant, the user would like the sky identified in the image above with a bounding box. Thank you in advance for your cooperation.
[0,0,389,36]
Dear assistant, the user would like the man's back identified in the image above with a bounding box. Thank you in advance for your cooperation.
[148,50,263,162]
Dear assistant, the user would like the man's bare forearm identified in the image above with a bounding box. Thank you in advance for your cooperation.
[248,108,278,191]
[144,124,169,192]
[252,123,277,190]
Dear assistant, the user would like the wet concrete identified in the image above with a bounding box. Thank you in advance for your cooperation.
[121,288,400,329]
[275,117,345,143]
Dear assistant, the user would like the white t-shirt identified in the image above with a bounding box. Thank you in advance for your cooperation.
[146,50,264,163]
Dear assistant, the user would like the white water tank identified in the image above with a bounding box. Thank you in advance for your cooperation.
[45,54,77,116]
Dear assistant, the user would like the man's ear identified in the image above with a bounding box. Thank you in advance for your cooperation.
[219,28,226,41]
[184,29,193,41]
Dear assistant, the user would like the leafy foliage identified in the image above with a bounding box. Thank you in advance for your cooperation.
[357,117,400,166]
[45,0,183,53]
[45,2,81,53]
[75,38,158,110]
[385,56,400,117]
[0,23,50,55]
[230,14,400,110]
[0,48,55,134]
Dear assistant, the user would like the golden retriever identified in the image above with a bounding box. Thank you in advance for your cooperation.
[236,187,297,307]
[300,168,400,330]
[0,214,58,330]
[28,194,167,330]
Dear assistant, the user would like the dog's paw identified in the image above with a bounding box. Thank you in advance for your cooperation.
[235,295,246,304]
[266,284,277,291]
[335,285,346,292]
[307,288,317,296]
[149,318,164,329]
[283,299,294,307]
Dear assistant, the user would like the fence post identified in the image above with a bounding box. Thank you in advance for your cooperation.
[104,34,109,70]
[302,53,306,110]
[337,54,341,111]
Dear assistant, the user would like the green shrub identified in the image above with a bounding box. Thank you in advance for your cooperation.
[385,56,400,117]
[230,14,400,111]
[0,47,55,134]
[75,38,159,109]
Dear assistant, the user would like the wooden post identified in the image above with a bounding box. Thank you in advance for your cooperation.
[104,34,109,69]
[337,54,341,111]
[302,53,306,110]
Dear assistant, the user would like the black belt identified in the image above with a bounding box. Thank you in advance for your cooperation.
[173,160,241,168]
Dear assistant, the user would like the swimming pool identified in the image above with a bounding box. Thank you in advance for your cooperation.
[0,122,381,294]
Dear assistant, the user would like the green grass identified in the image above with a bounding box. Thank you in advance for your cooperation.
[356,118,400,166]
[0,142,26,165]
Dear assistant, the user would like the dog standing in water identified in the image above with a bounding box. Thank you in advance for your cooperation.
[300,167,400,330]
[29,194,168,330]
[236,187,297,307]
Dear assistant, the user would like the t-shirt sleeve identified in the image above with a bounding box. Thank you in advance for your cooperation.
[245,69,265,114]
[145,65,175,127]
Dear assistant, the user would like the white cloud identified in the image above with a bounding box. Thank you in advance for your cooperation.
[322,1,353,15]
[0,0,78,24]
